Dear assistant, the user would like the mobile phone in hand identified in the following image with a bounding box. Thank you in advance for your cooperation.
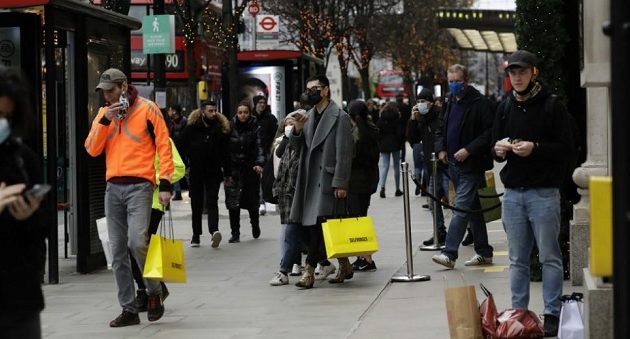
[24,184,52,198]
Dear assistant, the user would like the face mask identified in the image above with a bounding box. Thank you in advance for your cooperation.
[306,90,322,106]
[417,102,430,115]
[449,81,464,96]
[0,118,9,144]
[117,91,130,120]
[284,125,293,138]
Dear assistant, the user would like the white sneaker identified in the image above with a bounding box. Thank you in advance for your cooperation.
[269,272,289,286]
[432,253,455,269]
[464,254,493,266]
[317,264,336,280]
[289,264,303,276]
[211,231,222,248]
[259,204,266,216]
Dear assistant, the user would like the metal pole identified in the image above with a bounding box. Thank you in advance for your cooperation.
[392,162,431,283]
[420,152,443,251]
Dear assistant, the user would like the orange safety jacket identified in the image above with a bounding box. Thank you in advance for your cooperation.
[84,96,174,187]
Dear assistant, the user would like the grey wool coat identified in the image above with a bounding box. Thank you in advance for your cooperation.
[289,101,353,226]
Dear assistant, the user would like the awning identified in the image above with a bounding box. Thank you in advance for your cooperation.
[437,8,517,53]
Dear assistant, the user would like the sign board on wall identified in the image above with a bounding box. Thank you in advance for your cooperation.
[0,27,21,69]
[142,15,175,54]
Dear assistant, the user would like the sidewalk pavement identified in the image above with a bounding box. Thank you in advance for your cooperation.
[43,165,578,339]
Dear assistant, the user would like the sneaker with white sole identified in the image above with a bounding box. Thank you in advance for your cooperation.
[190,234,200,248]
[464,254,493,266]
[259,203,266,216]
[314,263,322,275]
[317,264,336,280]
[289,264,303,276]
[211,231,222,248]
[432,253,455,269]
[269,272,289,286]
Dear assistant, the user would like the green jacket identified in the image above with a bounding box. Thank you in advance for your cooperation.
[153,138,185,211]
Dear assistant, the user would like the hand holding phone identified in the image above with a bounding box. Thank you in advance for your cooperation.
[24,184,51,198]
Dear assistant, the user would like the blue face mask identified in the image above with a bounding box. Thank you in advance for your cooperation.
[449,81,464,96]
[0,118,10,144]
[417,102,430,115]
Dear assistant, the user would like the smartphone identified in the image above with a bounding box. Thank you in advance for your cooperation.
[24,184,52,198]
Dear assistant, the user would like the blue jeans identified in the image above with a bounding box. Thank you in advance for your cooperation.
[412,143,423,178]
[502,187,563,316]
[279,223,301,274]
[379,151,401,190]
[428,169,446,233]
[442,161,493,260]
[173,180,181,195]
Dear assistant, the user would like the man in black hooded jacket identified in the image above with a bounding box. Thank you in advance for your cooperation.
[252,95,278,215]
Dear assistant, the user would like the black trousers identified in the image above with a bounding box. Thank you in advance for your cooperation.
[190,170,221,236]
[303,222,325,267]
[0,312,40,339]
[347,193,372,217]
[229,207,259,236]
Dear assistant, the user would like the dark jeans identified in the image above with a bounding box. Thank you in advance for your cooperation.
[279,223,302,274]
[229,207,259,236]
[131,208,164,290]
[190,169,221,235]
[442,160,493,260]
[0,312,40,339]
[348,193,371,217]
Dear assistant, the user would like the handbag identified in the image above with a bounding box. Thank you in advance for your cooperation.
[444,276,483,339]
[143,209,187,283]
[478,185,502,223]
[558,293,584,339]
[479,284,498,337]
[321,199,378,259]
[479,284,543,339]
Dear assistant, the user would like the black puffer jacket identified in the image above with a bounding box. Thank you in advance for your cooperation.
[407,106,443,168]
[253,108,278,155]
[349,116,380,195]
[225,116,265,210]
[180,114,231,183]
[377,109,403,153]
[0,138,46,317]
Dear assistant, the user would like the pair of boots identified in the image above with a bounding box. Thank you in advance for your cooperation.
[295,258,354,288]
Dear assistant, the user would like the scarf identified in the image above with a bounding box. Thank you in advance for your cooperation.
[513,81,542,102]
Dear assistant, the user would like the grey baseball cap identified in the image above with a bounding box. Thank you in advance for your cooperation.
[95,68,127,91]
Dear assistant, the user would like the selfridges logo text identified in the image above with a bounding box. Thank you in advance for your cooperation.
[349,237,368,243]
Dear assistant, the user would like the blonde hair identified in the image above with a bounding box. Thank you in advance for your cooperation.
[447,64,469,81]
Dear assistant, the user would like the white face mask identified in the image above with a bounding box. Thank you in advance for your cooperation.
[0,118,10,144]
[284,125,293,138]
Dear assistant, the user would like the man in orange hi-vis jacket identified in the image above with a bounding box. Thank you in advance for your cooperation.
[85,68,174,328]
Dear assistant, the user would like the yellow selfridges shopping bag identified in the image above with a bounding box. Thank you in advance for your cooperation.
[143,211,186,283]
[322,216,379,259]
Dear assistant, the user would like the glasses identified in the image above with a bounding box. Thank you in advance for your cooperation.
[306,85,324,92]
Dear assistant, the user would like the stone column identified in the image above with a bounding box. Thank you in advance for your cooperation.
[575,0,613,337]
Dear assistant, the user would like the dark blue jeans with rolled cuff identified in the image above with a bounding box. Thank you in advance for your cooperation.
[441,160,493,261]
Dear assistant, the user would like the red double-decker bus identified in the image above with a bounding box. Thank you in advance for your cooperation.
[375,70,407,98]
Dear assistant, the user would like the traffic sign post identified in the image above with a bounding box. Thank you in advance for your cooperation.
[256,15,280,50]
[248,1,260,17]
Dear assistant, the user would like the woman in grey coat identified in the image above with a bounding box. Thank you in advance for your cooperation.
[289,75,353,289]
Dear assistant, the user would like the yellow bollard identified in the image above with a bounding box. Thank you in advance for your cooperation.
[589,176,612,277]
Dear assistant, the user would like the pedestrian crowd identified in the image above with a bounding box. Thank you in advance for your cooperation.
[0,48,575,338]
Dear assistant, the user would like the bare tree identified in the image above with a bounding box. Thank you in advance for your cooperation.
[174,0,212,104]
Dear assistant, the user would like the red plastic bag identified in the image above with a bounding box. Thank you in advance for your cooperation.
[479,284,498,337]
[479,284,544,339]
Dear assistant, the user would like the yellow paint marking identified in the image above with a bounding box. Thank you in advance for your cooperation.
[494,251,508,256]
[483,265,508,273]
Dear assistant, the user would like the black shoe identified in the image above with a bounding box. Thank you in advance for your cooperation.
[191,234,200,248]
[352,257,367,270]
[422,203,429,209]
[109,310,140,327]
[160,282,169,302]
[228,235,240,243]
[380,187,385,198]
[543,314,559,337]
[252,224,261,239]
[135,289,148,312]
[395,189,403,197]
[172,193,183,201]
[415,185,421,196]
[422,233,446,246]
[147,294,164,322]
[461,230,474,246]
[358,260,377,272]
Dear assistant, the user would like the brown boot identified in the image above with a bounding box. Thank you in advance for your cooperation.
[295,264,315,289]
[329,257,354,284]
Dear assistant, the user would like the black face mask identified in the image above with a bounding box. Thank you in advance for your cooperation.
[305,90,322,106]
